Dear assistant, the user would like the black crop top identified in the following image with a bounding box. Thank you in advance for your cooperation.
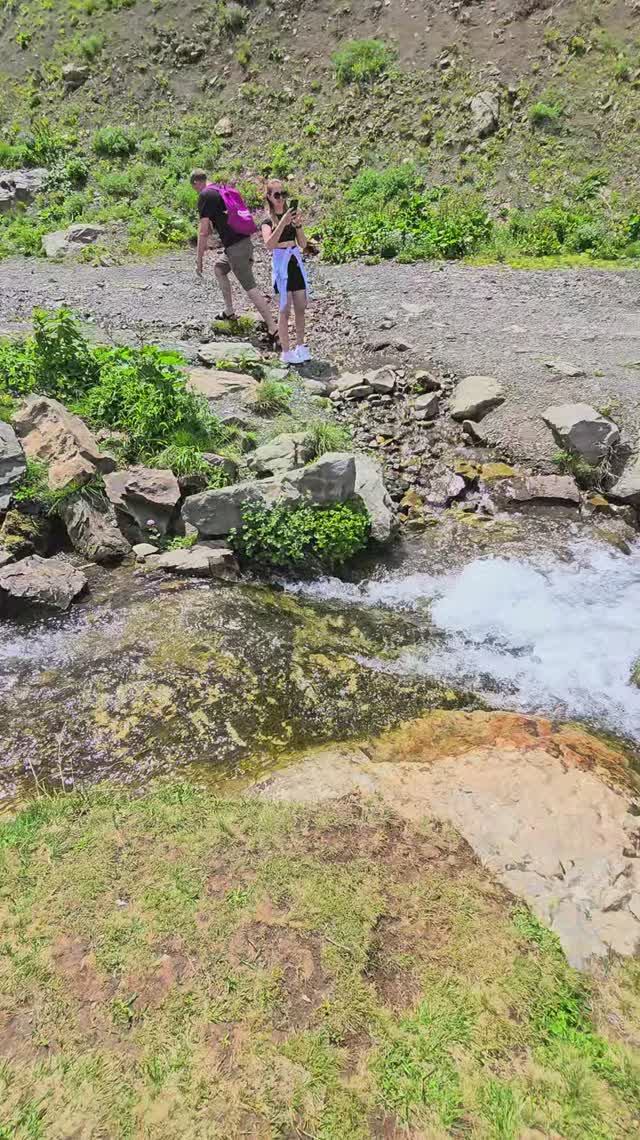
[261,216,297,243]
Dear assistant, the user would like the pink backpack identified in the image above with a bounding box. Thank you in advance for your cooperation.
[208,183,257,236]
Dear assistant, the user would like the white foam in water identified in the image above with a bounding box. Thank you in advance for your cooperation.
[287,545,640,741]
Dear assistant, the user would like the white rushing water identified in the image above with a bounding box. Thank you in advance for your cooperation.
[287,544,640,742]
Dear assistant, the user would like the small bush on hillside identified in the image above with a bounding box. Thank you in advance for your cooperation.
[231,501,371,569]
[529,101,563,127]
[218,1,248,35]
[332,39,395,85]
[507,204,614,258]
[150,444,234,487]
[139,136,169,163]
[78,34,105,60]
[553,449,601,488]
[322,167,491,263]
[92,126,138,158]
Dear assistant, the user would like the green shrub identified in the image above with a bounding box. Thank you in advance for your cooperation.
[78,34,105,60]
[0,309,98,403]
[78,346,221,457]
[322,168,491,263]
[529,101,563,127]
[92,126,138,158]
[307,421,351,458]
[230,500,371,569]
[252,379,293,415]
[332,39,396,85]
[218,1,248,35]
[165,533,198,551]
[139,136,169,163]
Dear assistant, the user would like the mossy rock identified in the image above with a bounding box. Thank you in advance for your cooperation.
[480,462,516,481]
[0,509,50,557]
[631,658,640,688]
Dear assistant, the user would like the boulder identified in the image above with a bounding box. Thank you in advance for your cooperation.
[0,551,13,568]
[214,116,233,137]
[62,63,90,88]
[303,379,330,396]
[0,509,50,558]
[462,419,489,444]
[365,367,396,394]
[0,555,87,613]
[450,376,505,421]
[470,90,500,138]
[145,543,239,579]
[103,467,181,536]
[414,392,440,418]
[183,453,361,537]
[187,366,257,401]
[0,167,48,207]
[182,479,281,537]
[424,470,466,508]
[286,452,357,505]
[0,422,26,510]
[13,395,116,490]
[247,432,312,477]
[353,455,393,542]
[58,494,131,563]
[331,372,372,400]
[42,223,105,258]
[609,452,640,505]
[542,403,619,464]
[496,475,581,507]
[132,542,159,562]
[196,341,260,366]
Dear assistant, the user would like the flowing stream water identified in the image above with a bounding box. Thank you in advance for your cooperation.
[287,539,640,744]
[1,537,639,810]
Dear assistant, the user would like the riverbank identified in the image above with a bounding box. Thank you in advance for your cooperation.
[2,775,640,1140]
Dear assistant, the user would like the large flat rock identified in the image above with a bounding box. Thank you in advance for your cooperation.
[187,367,257,401]
[251,710,640,970]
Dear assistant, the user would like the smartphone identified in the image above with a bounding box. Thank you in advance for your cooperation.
[289,198,299,213]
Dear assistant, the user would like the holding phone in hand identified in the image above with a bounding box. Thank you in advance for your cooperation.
[261,180,311,365]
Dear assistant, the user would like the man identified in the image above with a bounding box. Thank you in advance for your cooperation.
[190,169,278,343]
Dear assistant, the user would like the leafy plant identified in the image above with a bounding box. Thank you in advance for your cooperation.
[322,167,491,263]
[92,126,138,158]
[165,533,198,551]
[252,379,293,415]
[12,458,94,515]
[332,39,396,86]
[150,443,234,487]
[553,449,601,489]
[230,500,371,570]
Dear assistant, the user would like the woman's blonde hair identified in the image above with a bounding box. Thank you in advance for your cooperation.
[265,178,284,224]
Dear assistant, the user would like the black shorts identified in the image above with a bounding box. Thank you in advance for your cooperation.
[274,257,306,295]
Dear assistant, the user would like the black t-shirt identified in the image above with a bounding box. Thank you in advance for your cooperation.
[198,187,244,249]
[261,215,297,243]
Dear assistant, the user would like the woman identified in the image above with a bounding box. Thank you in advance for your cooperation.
[261,179,311,365]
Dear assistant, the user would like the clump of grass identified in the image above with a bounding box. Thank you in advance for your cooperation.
[252,378,293,415]
[332,39,396,85]
[211,314,256,336]
[78,34,105,60]
[217,0,248,36]
[529,100,563,127]
[307,420,351,458]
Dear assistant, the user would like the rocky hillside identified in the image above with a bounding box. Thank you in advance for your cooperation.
[1,0,639,261]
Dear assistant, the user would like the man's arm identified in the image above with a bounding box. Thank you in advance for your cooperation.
[196,217,211,275]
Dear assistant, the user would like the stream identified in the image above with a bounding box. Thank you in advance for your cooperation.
[2,529,639,811]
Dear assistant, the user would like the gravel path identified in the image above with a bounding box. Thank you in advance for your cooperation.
[323,261,640,465]
[2,252,640,465]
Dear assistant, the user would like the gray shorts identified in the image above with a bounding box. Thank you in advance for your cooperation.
[216,237,256,292]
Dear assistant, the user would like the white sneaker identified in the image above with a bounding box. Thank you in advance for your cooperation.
[280,349,298,365]
[295,345,311,362]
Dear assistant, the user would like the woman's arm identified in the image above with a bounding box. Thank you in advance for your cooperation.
[262,210,294,250]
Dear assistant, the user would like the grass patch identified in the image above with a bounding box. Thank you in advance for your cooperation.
[252,378,293,416]
[307,420,352,458]
[1,789,639,1138]
[332,39,396,86]
[553,448,602,489]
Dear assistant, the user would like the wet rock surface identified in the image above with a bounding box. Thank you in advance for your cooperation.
[0,554,87,614]
[252,710,640,969]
